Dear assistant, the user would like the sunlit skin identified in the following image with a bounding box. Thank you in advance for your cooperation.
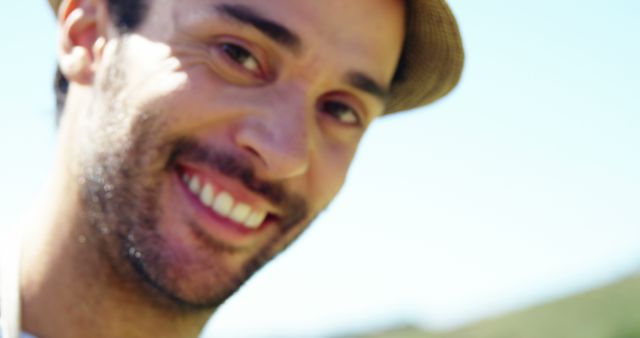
[20,0,405,337]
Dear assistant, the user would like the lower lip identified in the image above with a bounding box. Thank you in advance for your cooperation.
[173,169,268,243]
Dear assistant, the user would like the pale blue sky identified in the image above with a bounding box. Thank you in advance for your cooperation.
[1,1,639,337]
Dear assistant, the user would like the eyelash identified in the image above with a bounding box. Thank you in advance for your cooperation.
[320,100,363,127]
[218,42,265,77]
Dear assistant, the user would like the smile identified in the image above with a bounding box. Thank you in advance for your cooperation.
[178,166,273,231]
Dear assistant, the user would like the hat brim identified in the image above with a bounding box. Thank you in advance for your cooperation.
[47,0,464,114]
[386,0,464,113]
[49,0,60,14]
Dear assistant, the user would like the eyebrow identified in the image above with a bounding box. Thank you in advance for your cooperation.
[215,4,388,105]
[215,4,302,54]
[346,72,390,104]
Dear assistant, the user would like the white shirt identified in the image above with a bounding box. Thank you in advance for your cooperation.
[0,235,37,338]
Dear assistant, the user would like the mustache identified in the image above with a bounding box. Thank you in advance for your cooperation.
[165,138,308,229]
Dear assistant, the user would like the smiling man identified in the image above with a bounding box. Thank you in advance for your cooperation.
[0,0,463,337]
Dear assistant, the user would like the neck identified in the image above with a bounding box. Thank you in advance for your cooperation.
[20,109,214,338]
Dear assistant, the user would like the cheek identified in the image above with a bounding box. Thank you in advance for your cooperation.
[109,62,216,145]
[309,141,358,208]
[101,41,215,130]
[133,58,242,133]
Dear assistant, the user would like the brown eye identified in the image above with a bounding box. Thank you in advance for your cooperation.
[321,100,362,126]
[220,43,260,73]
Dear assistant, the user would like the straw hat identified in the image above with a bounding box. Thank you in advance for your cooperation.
[47,0,464,114]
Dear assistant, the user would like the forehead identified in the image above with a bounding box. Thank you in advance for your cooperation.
[142,0,406,82]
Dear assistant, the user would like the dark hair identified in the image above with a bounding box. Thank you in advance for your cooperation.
[54,0,148,120]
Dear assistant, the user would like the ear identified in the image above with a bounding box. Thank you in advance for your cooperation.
[58,0,109,85]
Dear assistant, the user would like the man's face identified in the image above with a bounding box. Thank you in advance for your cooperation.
[71,0,405,309]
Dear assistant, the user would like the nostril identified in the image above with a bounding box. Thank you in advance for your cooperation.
[240,144,268,168]
[243,145,261,158]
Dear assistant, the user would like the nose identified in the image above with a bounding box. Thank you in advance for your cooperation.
[234,95,312,180]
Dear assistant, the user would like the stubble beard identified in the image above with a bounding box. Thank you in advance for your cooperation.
[74,42,310,312]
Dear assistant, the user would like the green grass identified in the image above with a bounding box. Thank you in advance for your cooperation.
[345,274,640,338]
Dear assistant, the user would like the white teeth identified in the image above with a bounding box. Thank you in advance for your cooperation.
[212,191,234,217]
[244,210,267,229]
[188,176,201,194]
[199,183,215,207]
[184,173,267,230]
[229,203,251,224]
